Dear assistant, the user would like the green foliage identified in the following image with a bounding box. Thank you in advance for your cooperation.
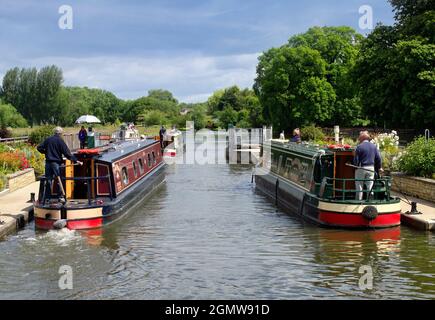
[0,102,27,128]
[208,86,263,129]
[189,104,208,130]
[138,110,167,127]
[216,106,238,129]
[56,87,123,126]
[254,26,363,133]
[300,125,325,142]
[398,136,435,178]
[1,65,63,126]
[354,1,435,129]
[28,125,55,145]
[0,127,12,138]
[123,90,180,124]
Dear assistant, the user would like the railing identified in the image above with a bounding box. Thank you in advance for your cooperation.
[0,136,29,144]
[38,175,112,205]
[319,176,392,202]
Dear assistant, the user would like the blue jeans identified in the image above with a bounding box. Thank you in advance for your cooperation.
[44,162,61,199]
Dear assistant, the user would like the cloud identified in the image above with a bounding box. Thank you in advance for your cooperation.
[0,52,260,103]
[0,0,395,103]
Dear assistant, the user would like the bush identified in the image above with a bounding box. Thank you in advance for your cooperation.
[29,125,55,145]
[397,136,435,178]
[301,125,325,142]
[0,102,28,128]
[0,127,12,139]
[139,110,167,127]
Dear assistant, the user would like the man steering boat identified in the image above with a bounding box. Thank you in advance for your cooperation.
[37,126,83,202]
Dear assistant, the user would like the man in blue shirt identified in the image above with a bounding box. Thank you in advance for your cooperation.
[37,127,82,200]
[353,131,382,200]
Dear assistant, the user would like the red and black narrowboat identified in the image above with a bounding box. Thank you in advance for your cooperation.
[34,138,165,230]
[255,140,401,229]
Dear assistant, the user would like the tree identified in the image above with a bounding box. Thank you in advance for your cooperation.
[0,65,63,126]
[207,86,263,128]
[254,26,364,133]
[354,0,435,129]
[122,90,180,123]
[138,110,167,126]
[254,45,336,133]
[0,101,27,128]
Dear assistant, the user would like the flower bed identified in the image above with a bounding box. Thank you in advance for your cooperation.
[0,143,44,192]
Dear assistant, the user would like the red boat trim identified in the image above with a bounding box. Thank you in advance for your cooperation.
[318,211,401,227]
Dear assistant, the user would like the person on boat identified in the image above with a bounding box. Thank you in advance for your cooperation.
[290,128,301,143]
[78,126,87,149]
[353,131,382,201]
[37,127,83,200]
[159,125,166,149]
[87,127,95,148]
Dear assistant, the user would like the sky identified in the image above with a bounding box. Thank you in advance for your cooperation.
[0,0,395,103]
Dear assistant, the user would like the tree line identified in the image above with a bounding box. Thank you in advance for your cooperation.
[1,0,433,134]
[255,0,434,133]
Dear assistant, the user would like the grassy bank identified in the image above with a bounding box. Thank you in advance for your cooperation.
[9,124,161,139]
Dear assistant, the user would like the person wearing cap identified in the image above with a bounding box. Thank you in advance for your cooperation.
[353,131,382,200]
[37,127,83,199]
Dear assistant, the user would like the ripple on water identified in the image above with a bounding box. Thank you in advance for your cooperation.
[0,160,434,299]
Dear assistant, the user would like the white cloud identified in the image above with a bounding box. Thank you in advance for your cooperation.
[0,52,259,103]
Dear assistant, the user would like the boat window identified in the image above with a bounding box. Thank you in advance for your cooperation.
[122,167,129,185]
[132,161,138,177]
[138,158,144,174]
[148,154,152,167]
[152,151,156,164]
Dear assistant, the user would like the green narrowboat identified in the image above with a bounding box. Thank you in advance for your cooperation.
[255,140,401,229]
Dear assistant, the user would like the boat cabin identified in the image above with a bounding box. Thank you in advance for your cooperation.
[38,139,163,205]
[265,141,392,203]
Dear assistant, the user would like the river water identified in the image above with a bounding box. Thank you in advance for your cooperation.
[0,144,434,299]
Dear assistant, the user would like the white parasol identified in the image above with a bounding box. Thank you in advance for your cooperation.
[75,115,101,124]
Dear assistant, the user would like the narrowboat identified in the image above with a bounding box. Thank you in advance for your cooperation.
[34,138,165,230]
[255,140,401,229]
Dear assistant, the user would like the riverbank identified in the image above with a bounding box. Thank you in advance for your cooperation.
[0,181,38,239]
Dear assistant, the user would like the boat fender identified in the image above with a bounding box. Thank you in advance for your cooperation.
[53,219,67,229]
[362,206,378,221]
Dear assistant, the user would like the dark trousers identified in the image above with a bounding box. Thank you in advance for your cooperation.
[44,161,61,199]
[80,140,86,149]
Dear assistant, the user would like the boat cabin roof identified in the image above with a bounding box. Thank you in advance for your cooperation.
[269,140,354,158]
[75,139,159,164]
